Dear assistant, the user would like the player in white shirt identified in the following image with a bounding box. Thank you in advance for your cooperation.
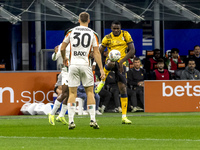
[48,41,70,125]
[60,12,105,129]
[54,72,62,96]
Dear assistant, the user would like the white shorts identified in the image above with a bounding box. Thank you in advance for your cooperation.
[68,65,94,87]
[61,70,69,85]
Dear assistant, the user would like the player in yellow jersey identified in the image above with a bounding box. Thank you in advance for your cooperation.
[95,21,135,124]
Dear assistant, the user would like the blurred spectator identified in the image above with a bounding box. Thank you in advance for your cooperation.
[190,45,200,71]
[128,57,134,65]
[92,56,112,114]
[127,56,134,69]
[151,58,171,80]
[127,52,137,70]
[147,49,161,70]
[98,87,112,113]
[77,83,102,115]
[92,51,113,114]
[144,49,162,79]
[166,48,182,79]
[180,59,200,80]
[128,55,144,70]
[174,63,186,80]
[127,57,145,112]
[104,71,122,113]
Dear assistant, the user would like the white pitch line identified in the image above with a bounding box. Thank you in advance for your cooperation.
[0,136,200,142]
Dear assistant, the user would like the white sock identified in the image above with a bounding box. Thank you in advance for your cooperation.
[87,104,96,122]
[101,80,105,84]
[58,104,68,117]
[122,115,126,118]
[68,103,76,123]
[50,100,61,115]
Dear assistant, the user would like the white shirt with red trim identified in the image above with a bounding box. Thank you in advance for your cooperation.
[63,25,99,66]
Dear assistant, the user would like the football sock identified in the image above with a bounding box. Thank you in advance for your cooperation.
[102,65,111,82]
[87,104,96,122]
[120,94,128,118]
[68,103,76,123]
[58,104,68,117]
[50,100,61,115]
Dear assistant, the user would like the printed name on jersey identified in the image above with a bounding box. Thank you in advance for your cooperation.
[75,28,91,31]
[74,51,86,56]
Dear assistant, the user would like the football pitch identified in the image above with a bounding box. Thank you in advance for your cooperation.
[0,112,200,150]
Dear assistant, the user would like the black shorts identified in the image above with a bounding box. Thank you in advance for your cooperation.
[54,86,58,95]
[112,62,127,85]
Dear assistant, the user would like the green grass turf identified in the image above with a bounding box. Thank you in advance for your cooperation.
[0,112,200,150]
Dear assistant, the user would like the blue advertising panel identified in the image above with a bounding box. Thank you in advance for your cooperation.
[164,29,200,55]
[46,30,65,49]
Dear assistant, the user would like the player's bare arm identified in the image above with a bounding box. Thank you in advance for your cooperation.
[93,46,105,80]
[52,45,59,61]
[92,60,96,71]
[60,42,68,64]
[99,45,106,54]
[119,43,135,72]
[54,45,58,54]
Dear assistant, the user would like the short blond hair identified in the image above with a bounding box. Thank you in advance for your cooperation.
[79,12,90,23]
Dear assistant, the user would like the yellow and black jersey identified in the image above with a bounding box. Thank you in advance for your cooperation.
[101,30,133,63]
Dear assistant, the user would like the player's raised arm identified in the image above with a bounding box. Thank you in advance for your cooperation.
[52,45,59,61]
[52,45,63,61]
[120,43,135,64]
[60,42,68,61]
[118,43,135,73]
